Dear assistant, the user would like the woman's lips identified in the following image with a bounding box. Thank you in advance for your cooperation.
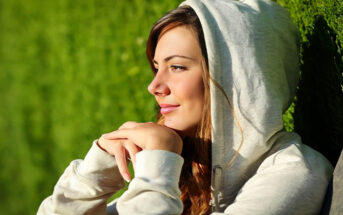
[159,104,180,115]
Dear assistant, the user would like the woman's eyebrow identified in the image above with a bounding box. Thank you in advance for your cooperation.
[153,55,195,64]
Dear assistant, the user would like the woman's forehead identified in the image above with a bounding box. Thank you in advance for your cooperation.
[154,26,202,62]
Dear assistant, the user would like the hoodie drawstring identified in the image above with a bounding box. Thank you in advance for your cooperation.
[211,165,223,212]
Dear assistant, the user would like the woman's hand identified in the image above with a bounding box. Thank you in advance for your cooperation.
[97,121,183,182]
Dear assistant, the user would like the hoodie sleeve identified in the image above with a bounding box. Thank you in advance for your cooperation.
[37,140,185,215]
[211,144,333,215]
[37,140,125,215]
[115,150,184,215]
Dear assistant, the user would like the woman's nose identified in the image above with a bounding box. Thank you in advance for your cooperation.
[148,73,170,96]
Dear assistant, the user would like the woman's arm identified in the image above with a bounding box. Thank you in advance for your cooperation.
[105,150,184,215]
[115,150,184,214]
[100,121,185,214]
[37,140,125,215]
[38,121,184,215]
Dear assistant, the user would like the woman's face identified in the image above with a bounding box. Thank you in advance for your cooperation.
[148,25,205,135]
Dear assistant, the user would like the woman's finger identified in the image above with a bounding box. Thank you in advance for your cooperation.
[102,129,128,139]
[102,129,146,149]
[123,140,142,171]
[113,144,131,182]
[101,121,137,141]
[118,121,138,130]
[102,122,182,154]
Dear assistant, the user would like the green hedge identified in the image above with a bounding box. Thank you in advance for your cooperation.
[0,0,341,214]
[278,0,343,165]
[0,0,183,214]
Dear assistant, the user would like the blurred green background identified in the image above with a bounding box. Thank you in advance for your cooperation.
[0,0,342,214]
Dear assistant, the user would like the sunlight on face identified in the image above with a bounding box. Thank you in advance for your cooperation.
[148,26,204,135]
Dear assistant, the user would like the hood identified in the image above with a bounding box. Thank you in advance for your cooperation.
[180,0,300,210]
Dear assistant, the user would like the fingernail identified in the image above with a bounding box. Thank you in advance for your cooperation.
[123,173,131,182]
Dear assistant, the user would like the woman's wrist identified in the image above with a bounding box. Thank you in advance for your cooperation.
[135,150,184,186]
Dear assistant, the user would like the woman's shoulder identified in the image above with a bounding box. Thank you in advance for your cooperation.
[259,132,333,181]
[222,132,333,214]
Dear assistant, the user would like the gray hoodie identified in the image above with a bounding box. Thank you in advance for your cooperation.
[37,0,333,214]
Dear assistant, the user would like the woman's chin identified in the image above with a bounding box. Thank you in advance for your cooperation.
[163,121,197,137]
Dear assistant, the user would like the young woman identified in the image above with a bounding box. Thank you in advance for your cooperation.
[38,0,333,214]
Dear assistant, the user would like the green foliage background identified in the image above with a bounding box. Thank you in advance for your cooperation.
[0,0,341,214]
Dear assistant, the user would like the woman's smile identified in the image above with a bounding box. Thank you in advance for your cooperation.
[159,103,180,114]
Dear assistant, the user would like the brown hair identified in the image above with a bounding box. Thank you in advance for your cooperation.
[146,5,212,215]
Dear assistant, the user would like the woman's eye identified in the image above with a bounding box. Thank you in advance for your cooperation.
[170,65,186,72]
[152,65,159,73]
